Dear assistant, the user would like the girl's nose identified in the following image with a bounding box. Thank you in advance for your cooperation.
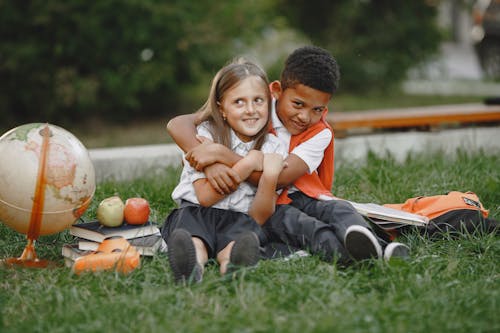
[246,102,256,114]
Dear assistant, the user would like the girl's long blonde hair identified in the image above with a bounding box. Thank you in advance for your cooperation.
[196,58,271,150]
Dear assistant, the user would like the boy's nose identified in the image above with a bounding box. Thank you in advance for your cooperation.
[296,109,309,123]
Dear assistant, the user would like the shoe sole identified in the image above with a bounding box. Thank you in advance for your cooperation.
[229,232,260,268]
[344,226,382,261]
[167,229,201,283]
[384,242,410,261]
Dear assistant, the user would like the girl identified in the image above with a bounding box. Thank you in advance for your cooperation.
[162,58,286,283]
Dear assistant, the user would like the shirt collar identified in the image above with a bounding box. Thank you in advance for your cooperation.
[271,98,285,131]
[230,129,255,151]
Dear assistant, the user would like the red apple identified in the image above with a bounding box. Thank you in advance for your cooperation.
[124,197,150,225]
[97,196,125,227]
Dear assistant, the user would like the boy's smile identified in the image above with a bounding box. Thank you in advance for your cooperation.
[271,82,331,135]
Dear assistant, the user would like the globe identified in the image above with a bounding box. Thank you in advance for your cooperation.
[0,123,96,237]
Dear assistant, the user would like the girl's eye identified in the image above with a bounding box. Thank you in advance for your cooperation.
[254,97,265,104]
[235,99,245,106]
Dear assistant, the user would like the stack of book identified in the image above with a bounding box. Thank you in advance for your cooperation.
[62,220,167,266]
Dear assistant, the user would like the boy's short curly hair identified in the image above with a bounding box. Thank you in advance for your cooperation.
[280,45,340,94]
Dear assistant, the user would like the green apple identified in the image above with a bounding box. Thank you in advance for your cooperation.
[96,196,125,227]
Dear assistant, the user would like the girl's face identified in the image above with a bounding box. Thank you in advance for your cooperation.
[219,76,269,142]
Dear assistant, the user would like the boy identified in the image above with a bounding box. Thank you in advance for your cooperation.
[167,46,408,263]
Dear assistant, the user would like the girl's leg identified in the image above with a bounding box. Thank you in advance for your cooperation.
[193,237,209,267]
[216,241,234,275]
[216,231,260,275]
[167,229,207,284]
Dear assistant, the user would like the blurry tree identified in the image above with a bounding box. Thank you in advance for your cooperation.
[275,0,443,92]
[0,0,276,128]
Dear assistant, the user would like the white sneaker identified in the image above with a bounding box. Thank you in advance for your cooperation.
[344,225,382,260]
[383,242,410,261]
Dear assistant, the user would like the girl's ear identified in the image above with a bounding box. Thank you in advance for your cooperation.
[217,103,227,120]
[269,80,282,100]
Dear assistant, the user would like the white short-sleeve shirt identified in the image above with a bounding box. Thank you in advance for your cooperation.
[171,121,287,214]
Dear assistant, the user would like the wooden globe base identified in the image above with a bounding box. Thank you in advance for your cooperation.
[1,239,53,269]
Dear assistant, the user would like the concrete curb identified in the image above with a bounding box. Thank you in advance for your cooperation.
[89,126,500,183]
[89,144,182,183]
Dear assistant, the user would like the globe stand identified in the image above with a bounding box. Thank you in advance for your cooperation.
[1,125,53,269]
[2,238,50,268]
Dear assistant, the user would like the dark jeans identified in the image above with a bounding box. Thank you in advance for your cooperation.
[262,192,386,263]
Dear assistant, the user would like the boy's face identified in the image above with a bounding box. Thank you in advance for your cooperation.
[271,82,331,135]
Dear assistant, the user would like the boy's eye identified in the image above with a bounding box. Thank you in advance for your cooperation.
[313,107,325,113]
[292,101,304,108]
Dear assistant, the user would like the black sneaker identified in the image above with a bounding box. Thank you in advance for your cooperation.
[167,229,202,284]
[344,225,382,261]
[227,231,260,275]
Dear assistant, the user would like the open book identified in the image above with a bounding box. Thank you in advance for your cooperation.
[347,201,429,227]
[320,196,429,228]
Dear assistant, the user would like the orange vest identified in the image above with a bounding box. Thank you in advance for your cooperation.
[384,191,489,220]
[276,111,335,204]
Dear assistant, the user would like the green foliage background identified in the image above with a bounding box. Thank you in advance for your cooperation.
[275,0,442,92]
[0,0,442,130]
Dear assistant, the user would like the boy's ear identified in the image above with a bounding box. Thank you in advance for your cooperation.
[269,80,282,100]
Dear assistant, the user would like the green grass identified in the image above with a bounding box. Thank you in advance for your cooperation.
[1,149,499,333]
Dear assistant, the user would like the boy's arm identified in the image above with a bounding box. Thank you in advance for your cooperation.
[248,153,284,225]
[193,150,263,207]
[275,153,310,188]
[167,113,243,168]
[185,137,242,171]
[167,113,242,193]
[166,113,201,153]
[274,129,332,188]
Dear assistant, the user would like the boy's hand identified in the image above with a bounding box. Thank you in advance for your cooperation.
[203,163,241,195]
[185,136,220,171]
[263,153,284,178]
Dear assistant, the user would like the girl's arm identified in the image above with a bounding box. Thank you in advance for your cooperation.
[193,150,263,207]
[248,153,284,225]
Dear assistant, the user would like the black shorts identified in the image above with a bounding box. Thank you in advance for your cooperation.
[161,202,263,258]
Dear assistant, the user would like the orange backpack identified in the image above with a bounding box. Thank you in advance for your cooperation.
[384,191,489,220]
[381,191,496,238]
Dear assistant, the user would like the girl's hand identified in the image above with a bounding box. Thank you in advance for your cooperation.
[203,163,241,195]
[245,150,264,172]
[263,153,284,178]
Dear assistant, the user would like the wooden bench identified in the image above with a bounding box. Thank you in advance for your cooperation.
[328,103,500,137]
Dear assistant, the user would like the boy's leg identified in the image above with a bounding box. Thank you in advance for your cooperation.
[287,192,373,239]
[288,192,386,259]
[262,204,350,264]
